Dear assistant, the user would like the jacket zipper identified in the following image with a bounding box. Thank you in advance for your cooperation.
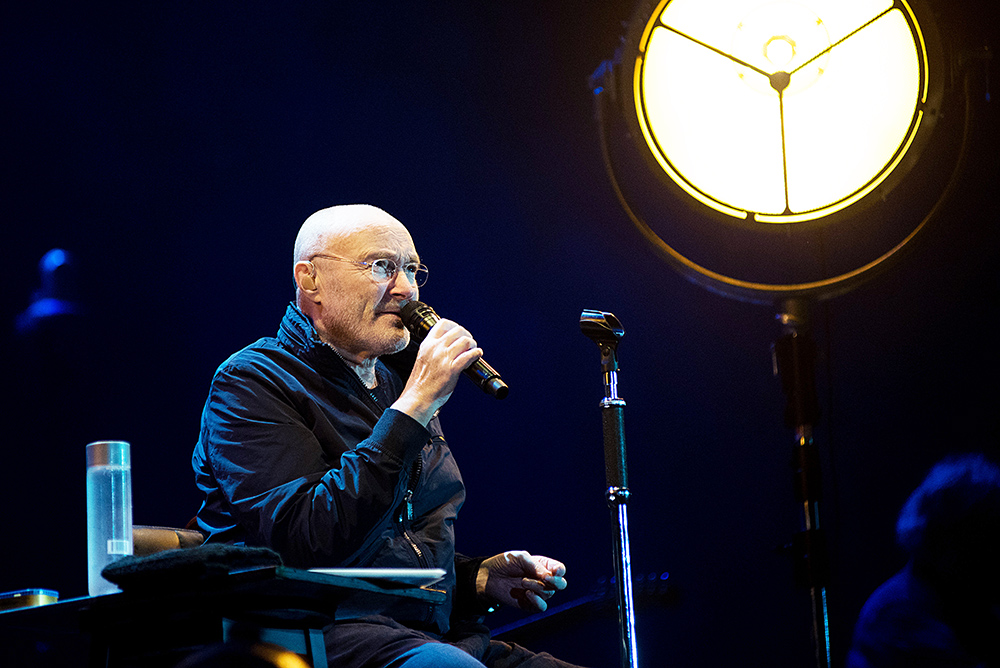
[327,346,384,414]
[398,457,435,624]
[398,457,426,565]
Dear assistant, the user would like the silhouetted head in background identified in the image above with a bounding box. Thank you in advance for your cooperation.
[896,453,1000,601]
[848,453,1000,668]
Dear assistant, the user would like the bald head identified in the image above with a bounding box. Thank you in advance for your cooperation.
[293,204,410,265]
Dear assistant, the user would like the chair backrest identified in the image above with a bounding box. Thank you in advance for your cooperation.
[132,525,206,557]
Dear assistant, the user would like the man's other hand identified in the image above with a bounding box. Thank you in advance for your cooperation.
[477,551,568,612]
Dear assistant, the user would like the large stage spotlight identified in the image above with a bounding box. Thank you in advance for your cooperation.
[590,1,988,666]
[592,0,983,304]
[633,0,931,224]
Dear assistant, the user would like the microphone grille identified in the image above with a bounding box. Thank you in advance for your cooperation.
[399,300,438,337]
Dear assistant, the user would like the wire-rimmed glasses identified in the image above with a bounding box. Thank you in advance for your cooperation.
[310,253,428,287]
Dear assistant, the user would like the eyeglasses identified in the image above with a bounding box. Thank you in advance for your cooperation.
[310,253,429,287]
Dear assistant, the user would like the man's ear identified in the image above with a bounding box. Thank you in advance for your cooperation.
[294,261,319,294]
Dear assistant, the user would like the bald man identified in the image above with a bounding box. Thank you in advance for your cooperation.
[192,205,584,667]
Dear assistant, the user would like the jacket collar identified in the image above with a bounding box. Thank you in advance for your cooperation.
[276,303,352,379]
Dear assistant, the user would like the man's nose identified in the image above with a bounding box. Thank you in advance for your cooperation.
[389,270,418,297]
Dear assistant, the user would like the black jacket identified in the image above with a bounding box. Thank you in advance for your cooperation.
[192,304,482,634]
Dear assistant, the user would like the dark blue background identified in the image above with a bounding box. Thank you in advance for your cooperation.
[3,2,998,666]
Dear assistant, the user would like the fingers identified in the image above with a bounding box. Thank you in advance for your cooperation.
[521,588,550,612]
[423,319,482,371]
[507,586,549,612]
[517,573,565,597]
[481,551,569,612]
[392,319,482,425]
[412,319,482,384]
[534,555,567,580]
[509,552,567,587]
[518,578,565,612]
[512,553,568,611]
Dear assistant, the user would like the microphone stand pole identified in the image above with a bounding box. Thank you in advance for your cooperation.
[773,298,831,668]
[580,310,638,668]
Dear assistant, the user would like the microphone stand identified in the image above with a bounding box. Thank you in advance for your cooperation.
[580,310,638,668]
[773,298,831,668]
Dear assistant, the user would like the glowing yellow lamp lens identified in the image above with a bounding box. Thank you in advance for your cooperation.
[635,0,926,223]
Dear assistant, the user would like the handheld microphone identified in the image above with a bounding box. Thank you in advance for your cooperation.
[399,300,509,399]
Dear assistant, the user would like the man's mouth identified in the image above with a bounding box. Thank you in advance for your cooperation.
[377,301,406,317]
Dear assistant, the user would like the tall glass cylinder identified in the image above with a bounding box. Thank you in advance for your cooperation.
[86,440,133,596]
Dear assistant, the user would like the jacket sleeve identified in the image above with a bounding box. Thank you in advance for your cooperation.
[452,553,493,618]
[196,355,430,568]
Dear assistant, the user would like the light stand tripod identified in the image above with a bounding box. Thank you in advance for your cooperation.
[580,309,638,668]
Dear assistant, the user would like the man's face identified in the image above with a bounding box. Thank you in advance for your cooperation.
[311,219,419,361]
